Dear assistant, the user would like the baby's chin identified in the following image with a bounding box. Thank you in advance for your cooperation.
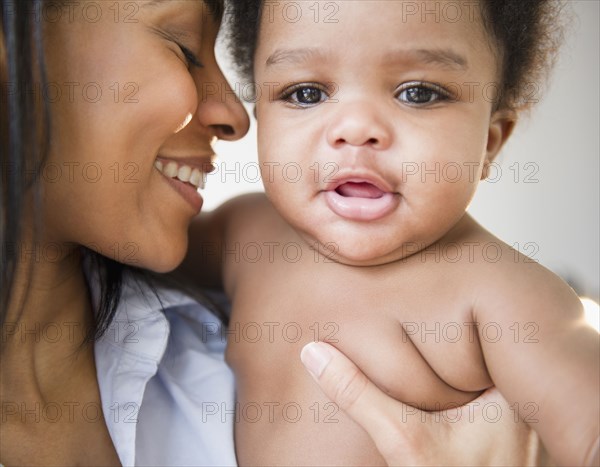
[326,250,403,268]
[300,231,405,267]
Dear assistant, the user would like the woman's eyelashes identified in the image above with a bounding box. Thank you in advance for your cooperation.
[152,28,203,69]
[174,42,203,68]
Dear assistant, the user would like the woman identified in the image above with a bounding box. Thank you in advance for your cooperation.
[0,0,551,464]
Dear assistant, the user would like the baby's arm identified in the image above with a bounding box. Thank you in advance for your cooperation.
[177,193,267,288]
[177,203,230,288]
[476,260,599,465]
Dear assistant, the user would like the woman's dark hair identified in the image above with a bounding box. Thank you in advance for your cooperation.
[1,0,227,343]
[0,0,128,342]
[227,0,567,112]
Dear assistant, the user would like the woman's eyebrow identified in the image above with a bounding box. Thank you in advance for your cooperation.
[143,0,169,8]
[150,25,196,45]
[143,0,224,20]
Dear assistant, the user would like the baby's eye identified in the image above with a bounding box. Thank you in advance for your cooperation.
[281,84,328,107]
[396,82,449,106]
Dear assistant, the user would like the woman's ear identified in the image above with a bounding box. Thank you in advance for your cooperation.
[482,109,517,180]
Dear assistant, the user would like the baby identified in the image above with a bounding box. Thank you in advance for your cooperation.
[183,1,599,465]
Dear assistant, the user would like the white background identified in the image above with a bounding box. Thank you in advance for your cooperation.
[206,0,600,301]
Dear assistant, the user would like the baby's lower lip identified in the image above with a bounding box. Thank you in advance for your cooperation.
[324,183,399,221]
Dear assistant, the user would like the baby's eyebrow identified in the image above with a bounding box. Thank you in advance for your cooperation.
[265,47,327,68]
[264,47,468,72]
[385,48,469,71]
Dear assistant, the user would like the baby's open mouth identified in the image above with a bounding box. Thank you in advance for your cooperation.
[325,179,399,222]
[335,181,386,199]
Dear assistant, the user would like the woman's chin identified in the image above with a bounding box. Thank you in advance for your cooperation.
[125,241,188,274]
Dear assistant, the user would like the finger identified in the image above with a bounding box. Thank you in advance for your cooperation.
[300,342,396,432]
[442,387,547,466]
[300,343,543,466]
[300,342,426,448]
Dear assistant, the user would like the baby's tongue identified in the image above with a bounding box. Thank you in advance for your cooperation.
[336,182,385,199]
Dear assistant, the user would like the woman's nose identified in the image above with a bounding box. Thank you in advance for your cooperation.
[195,67,250,141]
[326,102,392,150]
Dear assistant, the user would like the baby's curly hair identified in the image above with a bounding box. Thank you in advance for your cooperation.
[226,0,567,112]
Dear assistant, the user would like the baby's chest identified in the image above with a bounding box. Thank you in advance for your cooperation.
[227,261,493,409]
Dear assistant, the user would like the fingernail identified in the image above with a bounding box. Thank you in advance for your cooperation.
[301,342,332,378]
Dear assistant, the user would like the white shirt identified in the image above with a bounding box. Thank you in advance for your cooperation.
[94,277,237,466]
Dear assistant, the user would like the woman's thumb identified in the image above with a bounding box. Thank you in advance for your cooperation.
[300,342,406,440]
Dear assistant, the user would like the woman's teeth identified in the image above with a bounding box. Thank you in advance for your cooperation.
[154,160,206,190]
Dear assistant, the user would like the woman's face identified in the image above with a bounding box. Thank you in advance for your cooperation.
[42,0,249,271]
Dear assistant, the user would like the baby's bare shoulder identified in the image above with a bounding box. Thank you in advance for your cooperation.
[224,193,289,243]
[222,193,297,292]
[448,217,581,324]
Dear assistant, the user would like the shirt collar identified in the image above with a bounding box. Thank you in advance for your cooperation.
[91,271,197,465]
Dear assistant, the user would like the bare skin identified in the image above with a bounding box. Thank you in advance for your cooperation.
[183,1,599,465]
[1,232,121,465]
[304,343,558,466]
[0,0,249,463]
[210,200,597,466]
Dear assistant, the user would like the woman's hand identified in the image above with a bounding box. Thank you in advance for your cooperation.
[300,342,553,466]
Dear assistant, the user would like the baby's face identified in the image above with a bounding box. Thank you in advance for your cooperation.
[254,1,513,265]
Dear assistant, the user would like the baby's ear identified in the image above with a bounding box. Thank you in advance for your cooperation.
[485,109,517,163]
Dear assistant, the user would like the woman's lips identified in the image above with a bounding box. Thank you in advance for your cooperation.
[324,181,399,221]
[154,158,209,213]
[160,174,204,213]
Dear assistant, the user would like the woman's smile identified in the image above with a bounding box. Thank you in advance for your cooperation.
[154,157,212,213]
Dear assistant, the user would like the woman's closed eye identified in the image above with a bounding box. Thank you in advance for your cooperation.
[176,42,203,68]
[395,81,451,106]
[151,27,203,69]
[280,83,329,107]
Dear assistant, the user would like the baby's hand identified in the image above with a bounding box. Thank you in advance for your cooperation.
[301,342,554,466]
